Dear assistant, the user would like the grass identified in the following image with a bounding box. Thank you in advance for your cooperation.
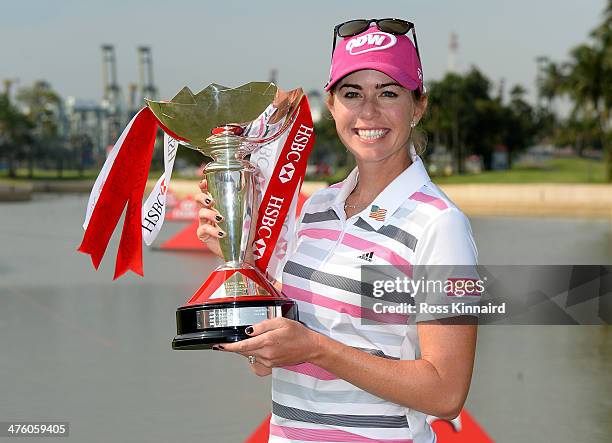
[0,168,100,181]
[432,157,606,185]
[0,168,169,182]
[0,157,607,186]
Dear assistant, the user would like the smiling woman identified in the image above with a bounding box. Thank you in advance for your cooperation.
[327,70,428,214]
[196,18,479,443]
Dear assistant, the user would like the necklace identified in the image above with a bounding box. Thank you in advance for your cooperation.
[345,183,373,210]
[344,201,370,210]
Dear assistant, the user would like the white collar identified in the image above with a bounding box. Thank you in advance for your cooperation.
[332,153,431,228]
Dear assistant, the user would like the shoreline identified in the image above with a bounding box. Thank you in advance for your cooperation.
[1,179,611,220]
[440,183,612,219]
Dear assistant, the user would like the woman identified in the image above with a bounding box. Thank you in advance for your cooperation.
[196,19,478,443]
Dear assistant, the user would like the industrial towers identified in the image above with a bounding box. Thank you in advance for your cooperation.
[98,44,158,150]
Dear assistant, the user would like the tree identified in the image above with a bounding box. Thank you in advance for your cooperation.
[15,81,63,178]
[537,1,612,180]
[536,56,564,111]
[502,85,539,162]
[0,93,33,177]
[423,68,510,171]
[312,110,351,173]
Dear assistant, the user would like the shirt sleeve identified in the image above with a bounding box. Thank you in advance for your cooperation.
[412,208,481,322]
[414,208,478,267]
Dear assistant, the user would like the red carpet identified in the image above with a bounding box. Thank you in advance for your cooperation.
[430,409,494,442]
[244,409,493,442]
[158,220,208,252]
[165,195,199,221]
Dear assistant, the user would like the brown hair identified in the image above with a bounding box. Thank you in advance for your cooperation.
[408,89,428,156]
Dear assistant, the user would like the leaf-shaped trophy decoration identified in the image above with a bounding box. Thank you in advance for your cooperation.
[145,82,284,150]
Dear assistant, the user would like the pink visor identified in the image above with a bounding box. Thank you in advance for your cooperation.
[325,26,424,93]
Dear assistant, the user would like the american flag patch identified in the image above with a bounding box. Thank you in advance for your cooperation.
[369,205,387,221]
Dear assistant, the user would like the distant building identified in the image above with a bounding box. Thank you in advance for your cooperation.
[64,97,107,161]
[492,144,509,170]
[426,145,454,176]
[307,90,325,123]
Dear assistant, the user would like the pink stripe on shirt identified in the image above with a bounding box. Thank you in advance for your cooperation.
[270,424,413,442]
[281,362,338,380]
[342,232,412,274]
[283,284,410,325]
[408,191,448,210]
[299,228,340,242]
[298,228,413,275]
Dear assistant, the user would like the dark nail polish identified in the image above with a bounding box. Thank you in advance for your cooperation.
[212,344,224,350]
[215,215,223,222]
[205,198,211,205]
[217,231,225,237]
[245,326,254,335]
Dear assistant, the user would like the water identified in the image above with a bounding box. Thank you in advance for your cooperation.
[1,194,611,442]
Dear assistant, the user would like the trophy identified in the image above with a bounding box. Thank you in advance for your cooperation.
[145,82,308,350]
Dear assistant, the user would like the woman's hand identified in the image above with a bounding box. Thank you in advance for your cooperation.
[195,179,224,258]
[248,362,273,377]
[217,318,321,371]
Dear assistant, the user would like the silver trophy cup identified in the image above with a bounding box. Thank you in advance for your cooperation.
[146,82,305,349]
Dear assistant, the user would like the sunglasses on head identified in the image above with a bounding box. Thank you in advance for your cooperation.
[331,18,422,64]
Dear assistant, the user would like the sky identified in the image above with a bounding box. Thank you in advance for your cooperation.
[0,0,607,106]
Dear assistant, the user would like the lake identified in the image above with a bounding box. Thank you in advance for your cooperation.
[1,194,610,442]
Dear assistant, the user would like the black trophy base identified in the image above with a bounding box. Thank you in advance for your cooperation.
[172,299,298,350]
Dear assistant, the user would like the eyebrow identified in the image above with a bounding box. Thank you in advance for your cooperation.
[376,82,402,89]
[338,82,403,90]
[339,83,362,90]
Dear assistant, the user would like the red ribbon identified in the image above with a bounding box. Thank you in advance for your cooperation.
[253,96,315,272]
[78,108,158,279]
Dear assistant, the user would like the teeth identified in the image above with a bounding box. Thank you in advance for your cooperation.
[357,129,387,139]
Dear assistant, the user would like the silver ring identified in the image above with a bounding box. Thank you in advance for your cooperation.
[247,355,256,365]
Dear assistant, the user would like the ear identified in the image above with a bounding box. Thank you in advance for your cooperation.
[325,93,335,117]
[412,94,428,125]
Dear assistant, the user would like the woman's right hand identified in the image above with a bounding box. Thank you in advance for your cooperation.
[195,179,224,259]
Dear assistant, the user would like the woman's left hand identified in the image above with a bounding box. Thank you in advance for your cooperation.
[217,318,321,368]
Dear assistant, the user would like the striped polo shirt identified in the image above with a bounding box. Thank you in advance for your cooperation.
[270,155,478,443]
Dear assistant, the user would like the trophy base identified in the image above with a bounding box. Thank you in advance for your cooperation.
[172,299,298,350]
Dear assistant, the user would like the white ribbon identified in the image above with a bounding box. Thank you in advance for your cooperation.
[141,133,178,245]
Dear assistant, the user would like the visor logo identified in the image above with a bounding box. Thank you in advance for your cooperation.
[346,32,397,55]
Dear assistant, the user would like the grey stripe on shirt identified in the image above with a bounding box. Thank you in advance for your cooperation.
[296,311,405,347]
[272,401,409,428]
[302,209,340,224]
[284,261,411,304]
[273,379,389,405]
[354,217,418,251]
[284,261,362,295]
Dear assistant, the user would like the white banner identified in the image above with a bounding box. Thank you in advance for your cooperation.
[141,133,178,245]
